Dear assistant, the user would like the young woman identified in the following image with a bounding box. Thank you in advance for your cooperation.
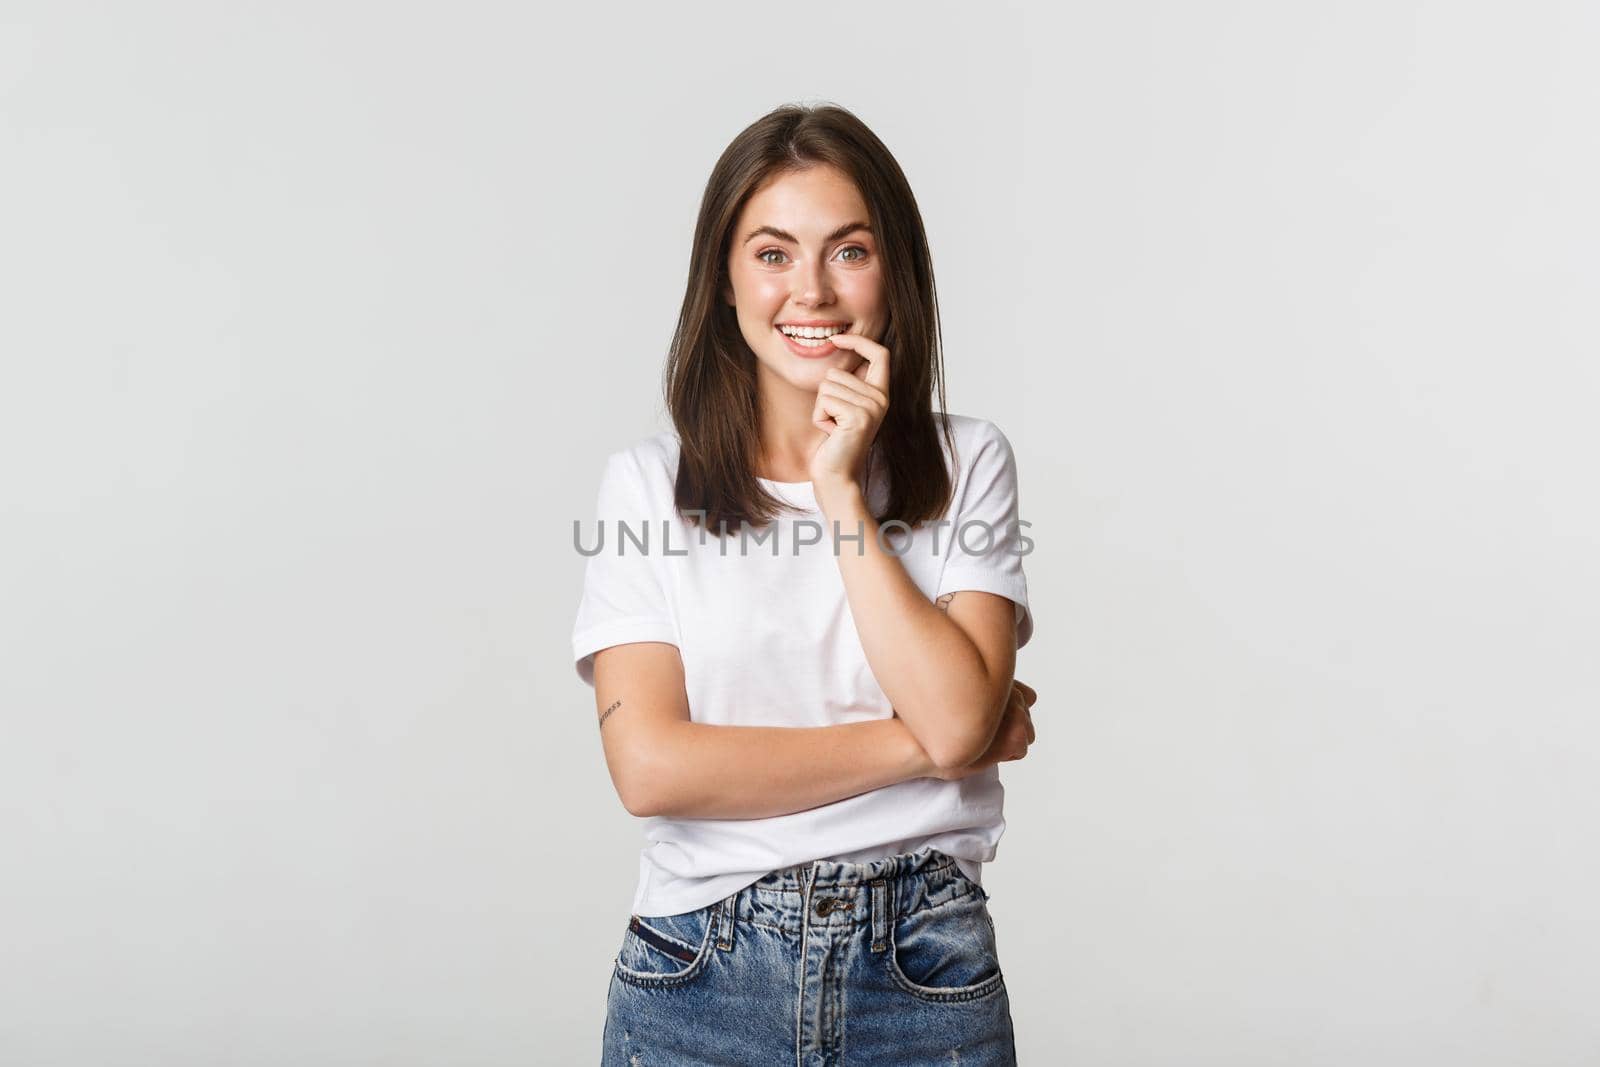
[572,102,1038,1065]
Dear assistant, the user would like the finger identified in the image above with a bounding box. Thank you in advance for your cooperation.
[811,394,835,432]
[823,368,888,410]
[1014,680,1037,705]
[814,385,871,429]
[826,333,891,393]
[816,381,873,410]
[819,391,870,435]
[813,390,862,431]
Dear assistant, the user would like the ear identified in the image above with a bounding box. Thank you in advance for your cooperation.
[722,284,735,307]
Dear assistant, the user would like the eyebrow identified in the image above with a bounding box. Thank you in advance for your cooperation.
[741,221,872,246]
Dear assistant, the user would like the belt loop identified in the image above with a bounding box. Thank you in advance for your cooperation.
[717,891,736,951]
[870,877,890,953]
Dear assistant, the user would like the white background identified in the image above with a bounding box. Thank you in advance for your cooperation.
[3,2,1596,1063]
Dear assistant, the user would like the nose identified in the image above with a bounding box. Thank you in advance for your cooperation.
[792,255,833,307]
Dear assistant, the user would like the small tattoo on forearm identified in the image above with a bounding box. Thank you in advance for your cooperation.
[599,700,622,728]
[935,592,956,613]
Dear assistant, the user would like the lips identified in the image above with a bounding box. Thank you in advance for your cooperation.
[776,326,843,358]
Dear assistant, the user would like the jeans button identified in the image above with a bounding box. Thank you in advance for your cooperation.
[814,898,834,917]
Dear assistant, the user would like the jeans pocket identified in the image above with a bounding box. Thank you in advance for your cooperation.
[612,904,718,989]
[885,891,1006,1003]
[939,855,991,902]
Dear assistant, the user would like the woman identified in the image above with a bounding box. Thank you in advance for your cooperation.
[572,102,1037,1065]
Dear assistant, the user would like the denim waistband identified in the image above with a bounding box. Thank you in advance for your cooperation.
[710,847,987,949]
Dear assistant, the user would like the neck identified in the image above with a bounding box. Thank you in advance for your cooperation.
[754,365,828,481]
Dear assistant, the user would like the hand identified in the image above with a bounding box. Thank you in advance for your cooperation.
[931,679,1037,782]
[807,333,891,497]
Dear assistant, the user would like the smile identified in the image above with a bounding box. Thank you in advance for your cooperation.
[776,326,844,358]
[775,321,851,359]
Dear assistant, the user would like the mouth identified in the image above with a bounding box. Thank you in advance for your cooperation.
[775,321,850,359]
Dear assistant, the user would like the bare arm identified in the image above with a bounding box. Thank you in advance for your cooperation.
[617,716,931,820]
[591,641,939,820]
[818,483,1019,770]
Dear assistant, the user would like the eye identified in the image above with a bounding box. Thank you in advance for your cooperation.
[755,245,868,266]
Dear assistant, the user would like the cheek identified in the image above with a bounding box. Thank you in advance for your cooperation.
[730,268,787,312]
[836,273,885,314]
[753,279,790,313]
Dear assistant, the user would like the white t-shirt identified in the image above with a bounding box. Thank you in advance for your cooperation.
[571,412,1034,918]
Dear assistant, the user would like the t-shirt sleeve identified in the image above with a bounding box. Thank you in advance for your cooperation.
[935,420,1035,650]
[571,450,679,687]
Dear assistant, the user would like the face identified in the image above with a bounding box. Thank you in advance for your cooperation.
[723,164,888,397]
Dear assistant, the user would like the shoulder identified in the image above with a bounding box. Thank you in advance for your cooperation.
[935,412,1018,475]
[593,429,681,509]
[606,429,680,480]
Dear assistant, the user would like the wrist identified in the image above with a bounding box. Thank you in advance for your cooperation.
[815,478,867,520]
[887,715,937,780]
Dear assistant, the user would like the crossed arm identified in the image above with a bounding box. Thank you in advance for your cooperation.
[589,590,1034,821]
[593,479,1030,820]
[820,485,1019,769]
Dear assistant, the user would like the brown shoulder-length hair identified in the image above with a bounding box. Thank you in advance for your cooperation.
[664,102,955,536]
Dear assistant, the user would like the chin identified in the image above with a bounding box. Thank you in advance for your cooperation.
[786,364,830,388]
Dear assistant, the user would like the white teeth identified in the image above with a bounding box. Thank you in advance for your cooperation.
[779,324,845,338]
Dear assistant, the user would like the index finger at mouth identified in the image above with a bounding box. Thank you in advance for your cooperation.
[836,334,890,390]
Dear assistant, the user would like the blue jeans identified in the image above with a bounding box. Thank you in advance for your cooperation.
[603,847,1017,1065]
